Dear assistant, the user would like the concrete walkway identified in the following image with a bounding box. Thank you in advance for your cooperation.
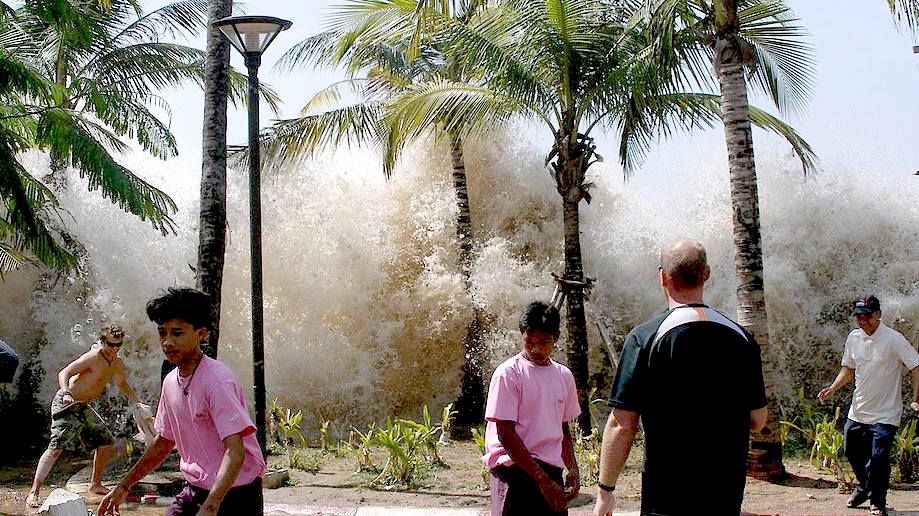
[263,506,617,515]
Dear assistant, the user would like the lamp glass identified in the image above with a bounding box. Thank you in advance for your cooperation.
[218,21,286,54]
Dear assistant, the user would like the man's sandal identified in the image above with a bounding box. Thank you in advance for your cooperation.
[869,505,888,516]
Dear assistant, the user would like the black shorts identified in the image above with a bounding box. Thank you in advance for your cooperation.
[165,477,263,515]
[490,459,567,516]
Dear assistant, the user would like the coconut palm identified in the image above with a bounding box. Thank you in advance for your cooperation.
[886,0,919,32]
[637,0,816,477]
[256,0,492,430]
[0,0,278,283]
[385,0,816,434]
[196,0,233,355]
[0,48,77,273]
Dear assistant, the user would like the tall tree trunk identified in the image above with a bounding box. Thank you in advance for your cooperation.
[560,187,592,436]
[448,131,487,436]
[551,122,593,435]
[196,0,232,357]
[714,0,784,479]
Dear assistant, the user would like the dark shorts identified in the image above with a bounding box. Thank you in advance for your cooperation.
[166,477,263,516]
[490,459,567,516]
[48,390,114,452]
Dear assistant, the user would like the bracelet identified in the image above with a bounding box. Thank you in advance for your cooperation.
[598,482,616,492]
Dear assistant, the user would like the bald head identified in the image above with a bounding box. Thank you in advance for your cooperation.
[660,239,709,291]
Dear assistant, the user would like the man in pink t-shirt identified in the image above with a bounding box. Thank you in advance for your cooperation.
[99,288,266,516]
[484,301,581,515]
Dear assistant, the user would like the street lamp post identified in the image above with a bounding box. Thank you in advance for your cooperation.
[214,15,292,453]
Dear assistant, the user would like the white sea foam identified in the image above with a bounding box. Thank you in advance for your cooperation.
[1,130,917,430]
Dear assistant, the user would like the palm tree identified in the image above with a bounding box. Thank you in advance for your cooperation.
[0,47,77,273]
[0,0,208,273]
[1,0,278,332]
[886,0,919,31]
[196,0,233,356]
[256,0,492,430]
[386,0,816,434]
[640,0,817,477]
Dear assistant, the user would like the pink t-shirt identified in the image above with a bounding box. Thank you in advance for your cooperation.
[155,356,266,490]
[482,353,581,469]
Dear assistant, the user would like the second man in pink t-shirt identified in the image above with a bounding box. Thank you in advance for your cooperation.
[98,287,266,516]
[483,301,581,515]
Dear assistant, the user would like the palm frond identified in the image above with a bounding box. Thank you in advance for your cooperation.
[737,0,815,116]
[107,0,208,46]
[386,78,529,144]
[0,240,31,276]
[75,85,178,158]
[300,78,372,115]
[36,108,178,235]
[616,90,721,173]
[244,102,387,175]
[887,0,919,34]
[86,42,207,91]
[746,102,818,174]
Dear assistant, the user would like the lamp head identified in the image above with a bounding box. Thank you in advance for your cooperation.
[213,15,292,56]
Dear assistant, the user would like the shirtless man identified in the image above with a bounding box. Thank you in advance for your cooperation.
[26,323,141,508]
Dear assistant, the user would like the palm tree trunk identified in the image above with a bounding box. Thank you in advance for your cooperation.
[196,0,233,357]
[561,189,592,436]
[714,0,784,480]
[448,131,487,435]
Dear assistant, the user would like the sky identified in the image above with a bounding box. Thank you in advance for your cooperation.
[146,0,919,183]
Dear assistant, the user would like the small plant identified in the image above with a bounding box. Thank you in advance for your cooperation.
[276,406,306,469]
[809,407,854,492]
[587,387,606,430]
[893,419,919,483]
[440,403,456,442]
[780,387,826,449]
[289,447,324,473]
[348,424,377,472]
[575,427,603,486]
[398,405,445,464]
[370,418,423,487]
[320,419,336,452]
[268,397,286,450]
[470,427,489,487]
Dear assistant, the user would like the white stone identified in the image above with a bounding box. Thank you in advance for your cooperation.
[37,488,88,516]
[263,468,290,489]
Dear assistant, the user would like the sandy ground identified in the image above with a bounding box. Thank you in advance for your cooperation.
[2,441,917,515]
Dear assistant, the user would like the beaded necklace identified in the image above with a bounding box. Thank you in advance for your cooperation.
[180,353,203,397]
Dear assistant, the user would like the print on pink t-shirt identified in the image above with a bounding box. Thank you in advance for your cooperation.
[482,353,581,469]
[154,356,266,490]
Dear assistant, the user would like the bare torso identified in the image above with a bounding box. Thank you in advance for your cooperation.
[62,347,125,402]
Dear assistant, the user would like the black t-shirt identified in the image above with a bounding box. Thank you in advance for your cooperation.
[0,339,19,383]
[608,304,767,516]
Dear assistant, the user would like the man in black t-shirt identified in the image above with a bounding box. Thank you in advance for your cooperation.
[593,239,768,516]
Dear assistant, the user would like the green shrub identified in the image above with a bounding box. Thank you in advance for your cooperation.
[809,407,854,492]
[893,419,919,483]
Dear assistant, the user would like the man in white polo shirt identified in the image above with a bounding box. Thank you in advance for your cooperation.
[818,295,919,516]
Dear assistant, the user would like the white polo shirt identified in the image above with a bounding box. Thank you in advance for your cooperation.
[842,323,919,426]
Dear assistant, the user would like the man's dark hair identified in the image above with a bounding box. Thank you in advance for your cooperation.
[518,301,561,335]
[146,287,212,329]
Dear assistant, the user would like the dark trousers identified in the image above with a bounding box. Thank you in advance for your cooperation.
[490,459,567,516]
[844,418,897,508]
[165,477,263,515]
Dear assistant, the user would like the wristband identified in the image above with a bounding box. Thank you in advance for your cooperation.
[598,482,615,492]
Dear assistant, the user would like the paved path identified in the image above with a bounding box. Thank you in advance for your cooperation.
[264,506,613,515]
